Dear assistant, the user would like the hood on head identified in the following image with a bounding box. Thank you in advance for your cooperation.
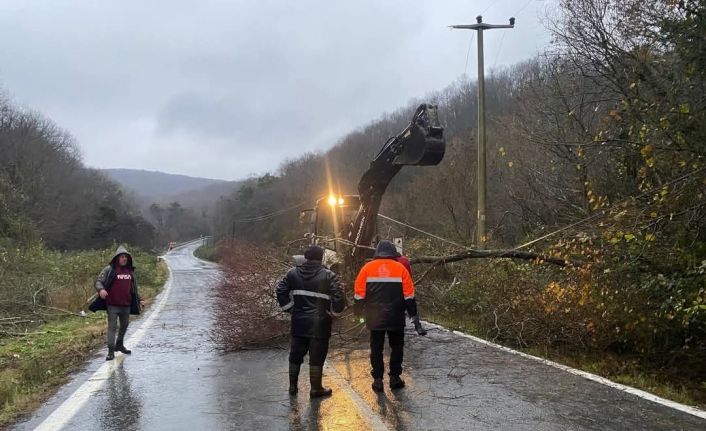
[296,261,324,280]
[110,245,134,269]
[373,240,400,259]
[304,245,324,262]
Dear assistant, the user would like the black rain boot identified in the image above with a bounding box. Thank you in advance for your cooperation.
[389,375,406,390]
[115,340,131,355]
[309,366,332,398]
[372,378,384,393]
[289,363,301,395]
[106,348,115,361]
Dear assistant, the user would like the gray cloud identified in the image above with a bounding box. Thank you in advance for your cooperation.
[0,0,553,180]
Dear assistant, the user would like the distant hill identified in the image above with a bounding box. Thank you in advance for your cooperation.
[167,180,244,210]
[101,169,235,204]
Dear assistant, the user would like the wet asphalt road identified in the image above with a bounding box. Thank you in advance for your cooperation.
[13,242,706,430]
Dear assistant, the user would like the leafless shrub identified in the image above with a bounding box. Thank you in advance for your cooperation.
[211,241,292,351]
[211,240,370,351]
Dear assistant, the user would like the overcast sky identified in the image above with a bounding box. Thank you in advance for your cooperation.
[0,0,554,181]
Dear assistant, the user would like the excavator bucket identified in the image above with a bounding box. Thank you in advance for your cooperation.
[392,104,445,166]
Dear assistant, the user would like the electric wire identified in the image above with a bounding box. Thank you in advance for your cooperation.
[513,166,706,250]
[482,0,502,14]
[492,31,507,69]
[463,32,476,78]
[515,0,535,15]
[227,167,703,257]
[232,201,308,223]
[377,214,469,249]
[378,167,705,252]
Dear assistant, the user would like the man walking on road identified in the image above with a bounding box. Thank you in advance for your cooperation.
[354,240,427,392]
[90,245,144,361]
[276,245,346,398]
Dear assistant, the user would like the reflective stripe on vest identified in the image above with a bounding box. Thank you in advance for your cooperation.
[366,277,403,283]
[292,290,331,300]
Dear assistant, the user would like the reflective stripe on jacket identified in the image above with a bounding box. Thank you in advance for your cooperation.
[276,261,346,339]
[354,258,416,331]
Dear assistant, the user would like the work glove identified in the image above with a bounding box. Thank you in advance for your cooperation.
[411,316,427,336]
[353,299,364,319]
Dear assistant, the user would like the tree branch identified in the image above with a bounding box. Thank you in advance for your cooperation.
[410,249,582,267]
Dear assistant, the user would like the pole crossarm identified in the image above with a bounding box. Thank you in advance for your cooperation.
[450,23,514,30]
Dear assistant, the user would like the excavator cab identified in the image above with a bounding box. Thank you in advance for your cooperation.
[302,194,361,250]
[298,194,361,270]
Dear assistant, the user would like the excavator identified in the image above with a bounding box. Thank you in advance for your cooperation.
[298,103,445,277]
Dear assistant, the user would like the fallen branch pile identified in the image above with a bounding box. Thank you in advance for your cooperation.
[211,241,292,351]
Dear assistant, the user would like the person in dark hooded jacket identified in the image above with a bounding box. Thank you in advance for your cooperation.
[276,245,346,398]
[90,245,144,360]
[354,240,426,392]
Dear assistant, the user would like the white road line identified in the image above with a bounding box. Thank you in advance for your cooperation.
[33,260,177,431]
[324,363,390,431]
[423,321,706,421]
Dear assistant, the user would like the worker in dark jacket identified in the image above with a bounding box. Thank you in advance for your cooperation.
[90,245,144,361]
[276,245,346,398]
[354,240,426,392]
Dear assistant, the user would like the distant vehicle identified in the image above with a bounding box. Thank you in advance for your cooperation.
[168,242,177,251]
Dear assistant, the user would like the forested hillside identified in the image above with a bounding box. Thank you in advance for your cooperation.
[212,0,706,403]
[0,95,155,250]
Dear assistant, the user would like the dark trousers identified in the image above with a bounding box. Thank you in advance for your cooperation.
[107,305,130,350]
[370,329,405,379]
[289,336,330,367]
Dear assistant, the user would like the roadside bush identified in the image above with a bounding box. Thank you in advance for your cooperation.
[194,243,219,263]
[211,240,290,350]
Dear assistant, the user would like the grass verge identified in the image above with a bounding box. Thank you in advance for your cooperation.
[194,243,218,263]
[0,256,168,428]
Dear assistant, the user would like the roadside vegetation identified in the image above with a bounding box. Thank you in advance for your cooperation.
[416,257,706,408]
[0,244,167,427]
[0,88,169,427]
[194,242,219,263]
[209,0,706,408]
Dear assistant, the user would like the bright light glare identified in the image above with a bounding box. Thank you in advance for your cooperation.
[338,197,345,205]
[327,195,337,206]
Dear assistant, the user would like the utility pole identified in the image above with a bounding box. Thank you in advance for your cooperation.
[451,15,514,248]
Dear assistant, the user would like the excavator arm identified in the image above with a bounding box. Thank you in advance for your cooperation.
[346,104,445,264]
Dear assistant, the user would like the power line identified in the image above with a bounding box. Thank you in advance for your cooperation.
[378,167,705,253]
[232,201,308,223]
[378,213,468,249]
[492,31,507,68]
[513,167,706,250]
[515,0,534,15]
[482,0,502,14]
[463,32,476,77]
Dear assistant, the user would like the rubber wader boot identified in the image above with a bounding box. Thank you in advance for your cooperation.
[309,366,332,398]
[389,375,406,390]
[115,341,131,354]
[289,363,300,395]
[106,349,115,361]
[372,378,384,392]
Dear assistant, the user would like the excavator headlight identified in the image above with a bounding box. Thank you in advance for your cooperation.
[328,195,337,206]
[338,197,345,206]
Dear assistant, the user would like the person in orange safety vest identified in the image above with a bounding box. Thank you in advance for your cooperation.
[354,240,427,393]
